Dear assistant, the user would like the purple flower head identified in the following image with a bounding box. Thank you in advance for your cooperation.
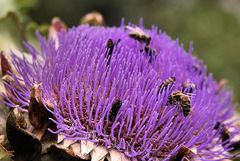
[1,21,240,161]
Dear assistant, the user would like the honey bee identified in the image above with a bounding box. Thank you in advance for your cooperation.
[105,39,120,65]
[140,45,156,63]
[168,91,191,117]
[229,141,240,152]
[106,39,114,56]
[157,77,176,95]
[108,99,122,122]
[125,26,151,45]
[80,11,104,26]
[221,129,230,146]
[214,121,230,146]
[169,145,196,161]
[182,82,196,93]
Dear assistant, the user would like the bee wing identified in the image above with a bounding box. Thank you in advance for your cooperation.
[185,93,196,97]
[125,26,149,37]
[135,27,150,37]
[125,26,138,37]
[125,26,135,31]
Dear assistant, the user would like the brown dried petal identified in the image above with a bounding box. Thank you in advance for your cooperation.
[28,86,51,129]
[0,51,12,77]
[107,149,131,161]
[0,144,12,161]
[47,145,89,161]
[169,145,196,161]
[80,140,96,156]
[90,146,108,161]
[41,127,57,154]
[6,108,42,161]
[0,105,10,146]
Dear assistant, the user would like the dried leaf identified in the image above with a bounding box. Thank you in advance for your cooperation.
[63,139,76,149]
[0,51,12,76]
[28,85,51,130]
[6,108,42,161]
[0,144,12,161]
[47,145,89,161]
[107,149,131,161]
[54,139,97,160]
[40,122,57,154]
[57,134,65,144]
[90,146,108,161]
[80,140,96,156]
[169,145,196,161]
[56,137,76,149]
[71,143,81,158]
[70,142,91,160]
[0,105,10,145]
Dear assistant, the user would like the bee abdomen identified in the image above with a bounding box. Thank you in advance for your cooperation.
[183,107,191,117]
[108,99,122,122]
[168,91,192,117]
[214,121,231,146]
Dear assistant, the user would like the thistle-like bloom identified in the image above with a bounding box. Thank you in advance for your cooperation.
[1,22,240,161]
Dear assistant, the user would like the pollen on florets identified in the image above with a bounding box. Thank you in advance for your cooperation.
[1,22,239,161]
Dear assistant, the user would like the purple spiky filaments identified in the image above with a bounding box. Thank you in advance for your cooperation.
[2,23,239,161]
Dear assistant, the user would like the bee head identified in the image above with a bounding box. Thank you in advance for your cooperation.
[107,39,114,47]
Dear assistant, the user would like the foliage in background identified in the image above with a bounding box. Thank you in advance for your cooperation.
[0,0,240,103]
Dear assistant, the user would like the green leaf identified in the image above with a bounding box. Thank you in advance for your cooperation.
[0,0,17,18]
[0,12,25,52]
[0,145,12,161]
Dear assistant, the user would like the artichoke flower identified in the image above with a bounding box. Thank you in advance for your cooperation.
[0,19,240,161]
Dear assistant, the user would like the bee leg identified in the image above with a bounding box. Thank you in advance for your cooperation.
[149,51,152,63]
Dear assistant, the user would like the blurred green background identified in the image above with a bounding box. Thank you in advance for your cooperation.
[1,0,240,104]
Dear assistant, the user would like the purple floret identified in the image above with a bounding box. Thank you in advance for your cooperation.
[1,22,239,160]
